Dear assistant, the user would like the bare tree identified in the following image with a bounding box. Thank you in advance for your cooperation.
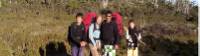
[176,0,191,15]
[102,0,108,8]
[0,0,1,8]
[153,0,159,8]
[183,0,190,15]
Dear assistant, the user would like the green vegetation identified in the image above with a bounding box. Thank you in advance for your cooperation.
[0,0,197,56]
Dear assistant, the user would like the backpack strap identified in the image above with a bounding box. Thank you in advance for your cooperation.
[93,23,97,32]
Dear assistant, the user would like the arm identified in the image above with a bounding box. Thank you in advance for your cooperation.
[113,23,120,45]
[100,24,103,43]
[89,24,96,45]
[138,33,142,40]
[80,24,87,47]
[137,33,146,45]
[125,27,133,42]
[81,24,87,41]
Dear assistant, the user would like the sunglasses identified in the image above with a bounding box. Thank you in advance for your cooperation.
[107,16,112,17]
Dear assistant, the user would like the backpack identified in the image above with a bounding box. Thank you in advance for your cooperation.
[83,12,97,33]
[82,12,97,42]
[112,12,123,37]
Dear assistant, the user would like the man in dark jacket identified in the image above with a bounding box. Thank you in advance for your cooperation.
[101,11,120,56]
[69,13,87,56]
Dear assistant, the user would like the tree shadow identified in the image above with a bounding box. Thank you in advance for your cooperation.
[39,41,71,56]
[140,35,198,56]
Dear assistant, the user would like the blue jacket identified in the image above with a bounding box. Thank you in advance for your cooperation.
[89,23,101,46]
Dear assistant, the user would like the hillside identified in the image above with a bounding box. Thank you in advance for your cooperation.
[0,0,198,56]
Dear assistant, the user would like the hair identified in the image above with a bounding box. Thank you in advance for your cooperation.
[92,15,102,23]
[76,12,83,18]
[91,17,97,23]
[100,9,112,15]
[128,19,142,33]
[128,19,135,24]
[106,10,112,15]
[128,19,136,27]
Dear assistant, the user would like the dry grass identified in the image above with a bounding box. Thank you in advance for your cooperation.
[0,0,197,56]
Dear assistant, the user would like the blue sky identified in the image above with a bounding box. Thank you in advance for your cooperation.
[192,0,198,5]
[192,0,198,2]
[166,0,198,5]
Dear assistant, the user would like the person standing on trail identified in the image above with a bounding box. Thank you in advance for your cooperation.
[124,19,142,56]
[100,11,120,56]
[88,15,103,56]
[68,13,87,56]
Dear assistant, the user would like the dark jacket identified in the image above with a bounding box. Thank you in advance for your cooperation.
[127,27,140,48]
[100,20,120,45]
[68,22,86,47]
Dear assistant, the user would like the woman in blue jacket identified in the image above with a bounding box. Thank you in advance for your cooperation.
[88,16,102,56]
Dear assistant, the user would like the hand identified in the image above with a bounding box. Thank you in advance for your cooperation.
[115,45,119,49]
[93,46,97,50]
[124,27,128,31]
[80,41,86,47]
[96,42,101,49]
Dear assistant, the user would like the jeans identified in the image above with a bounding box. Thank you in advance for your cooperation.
[72,45,83,56]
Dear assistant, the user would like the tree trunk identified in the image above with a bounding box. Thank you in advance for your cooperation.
[102,0,108,8]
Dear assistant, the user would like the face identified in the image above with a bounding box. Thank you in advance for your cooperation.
[76,16,82,23]
[106,13,112,21]
[96,16,102,24]
[129,22,135,29]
